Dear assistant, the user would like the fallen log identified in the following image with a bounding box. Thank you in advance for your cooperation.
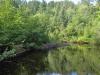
[0,40,90,62]
[0,42,69,62]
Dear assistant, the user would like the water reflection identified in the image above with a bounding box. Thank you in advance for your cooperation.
[46,45,100,75]
[36,72,78,75]
[0,51,47,75]
[37,72,62,75]
[0,45,100,75]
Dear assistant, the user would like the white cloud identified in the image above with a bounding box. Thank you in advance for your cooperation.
[70,0,81,4]
[46,0,64,2]
[27,0,81,4]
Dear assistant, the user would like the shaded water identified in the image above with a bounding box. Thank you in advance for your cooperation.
[0,45,100,75]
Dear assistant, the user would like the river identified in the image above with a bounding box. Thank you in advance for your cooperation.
[0,45,100,75]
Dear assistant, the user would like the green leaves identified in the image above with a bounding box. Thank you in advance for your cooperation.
[0,0,100,62]
[0,48,16,61]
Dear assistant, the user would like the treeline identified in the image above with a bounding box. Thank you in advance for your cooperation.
[0,0,100,60]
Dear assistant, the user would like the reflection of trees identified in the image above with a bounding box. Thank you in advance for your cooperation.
[0,51,47,75]
[47,45,100,75]
[15,52,47,75]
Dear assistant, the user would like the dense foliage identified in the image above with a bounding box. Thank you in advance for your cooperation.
[0,0,100,59]
[0,0,100,45]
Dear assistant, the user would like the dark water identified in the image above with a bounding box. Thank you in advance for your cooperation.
[0,45,100,75]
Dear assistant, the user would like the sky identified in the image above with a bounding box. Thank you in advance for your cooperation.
[27,0,96,5]
[27,0,81,4]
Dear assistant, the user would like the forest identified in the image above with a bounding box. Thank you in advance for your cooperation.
[0,0,100,74]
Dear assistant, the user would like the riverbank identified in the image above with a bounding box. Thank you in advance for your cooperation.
[0,41,91,62]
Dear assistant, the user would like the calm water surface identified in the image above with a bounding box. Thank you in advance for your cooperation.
[0,45,100,75]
